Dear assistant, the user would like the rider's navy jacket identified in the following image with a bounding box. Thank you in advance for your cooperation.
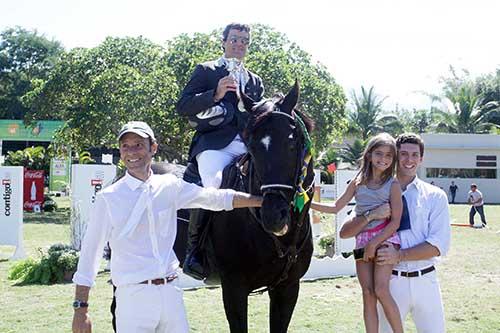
[176,59,265,161]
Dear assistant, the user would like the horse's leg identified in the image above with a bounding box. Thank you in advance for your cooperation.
[268,281,300,333]
[221,277,249,333]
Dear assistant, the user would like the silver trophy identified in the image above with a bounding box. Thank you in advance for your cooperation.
[226,57,242,82]
[226,58,246,111]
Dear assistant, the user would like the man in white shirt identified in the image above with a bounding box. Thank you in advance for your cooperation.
[72,121,262,333]
[468,183,487,227]
[340,133,451,333]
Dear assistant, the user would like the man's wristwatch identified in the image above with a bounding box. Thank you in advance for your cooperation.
[73,300,89,309]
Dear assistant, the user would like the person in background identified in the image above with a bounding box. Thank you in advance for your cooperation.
[449,181,458,204]
[468,183,487,227]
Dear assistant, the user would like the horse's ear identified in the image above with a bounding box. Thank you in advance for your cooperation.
[241,91,256,113]
[281,80,300,114]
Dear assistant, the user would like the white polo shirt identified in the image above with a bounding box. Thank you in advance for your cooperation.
[73,171,235,287]
[468,189,484,207]
[395,177,451,272]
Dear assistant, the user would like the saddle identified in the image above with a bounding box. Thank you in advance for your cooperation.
[182,153,249,191]
[182,154,251,284]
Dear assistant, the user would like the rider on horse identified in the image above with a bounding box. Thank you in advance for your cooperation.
[176,22,265,280]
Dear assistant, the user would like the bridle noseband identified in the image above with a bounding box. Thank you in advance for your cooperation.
[255,108,311,207]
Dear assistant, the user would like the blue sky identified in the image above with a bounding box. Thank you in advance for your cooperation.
[2,0,499,111]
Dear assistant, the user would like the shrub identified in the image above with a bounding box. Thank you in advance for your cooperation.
[8,243,79,285]
[317,234,335,258]
[318,234,335,250]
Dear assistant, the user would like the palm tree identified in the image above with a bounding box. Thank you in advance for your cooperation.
[338,138,366,167]
[347,86,401,139]
[434,84,500,133]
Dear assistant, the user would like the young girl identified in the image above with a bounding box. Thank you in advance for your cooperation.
[312,133,403,333]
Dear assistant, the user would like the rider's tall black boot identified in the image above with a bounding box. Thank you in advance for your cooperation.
[183,209,208,280]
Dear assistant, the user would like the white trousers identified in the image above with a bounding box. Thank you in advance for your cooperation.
[378,270,445,333]
[115,283,189,333]
[196,135,247,189]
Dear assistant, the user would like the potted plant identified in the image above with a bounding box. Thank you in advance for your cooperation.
[318,234,335,258]
[8,243,79,285]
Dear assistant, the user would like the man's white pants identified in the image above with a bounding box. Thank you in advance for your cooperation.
[115,283,189,333]
[196,135,247,189]
[378,270,445,333]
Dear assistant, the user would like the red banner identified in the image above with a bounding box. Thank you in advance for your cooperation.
[23,169,45,211]
[327,163,337,174]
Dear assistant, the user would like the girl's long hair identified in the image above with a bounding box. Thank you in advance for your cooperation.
[355,133,397,186]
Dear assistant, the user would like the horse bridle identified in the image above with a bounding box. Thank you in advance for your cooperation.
[256,109,307,205]
[244,107,314,294]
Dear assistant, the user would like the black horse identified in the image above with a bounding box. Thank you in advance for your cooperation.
[202,82,315,333]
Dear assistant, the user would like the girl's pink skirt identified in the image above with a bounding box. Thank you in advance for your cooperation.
[355,220,400,249]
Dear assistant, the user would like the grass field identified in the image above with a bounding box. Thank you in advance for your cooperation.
[1,202,499,332]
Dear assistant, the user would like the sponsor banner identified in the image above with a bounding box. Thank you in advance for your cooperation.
[0,120,64,142]
[0,166,24,250]
[70,164,116,250]
[23,169,45,211]
[49,158,71,192]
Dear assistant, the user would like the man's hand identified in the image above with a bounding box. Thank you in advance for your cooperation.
[368,203,391,221]
[214,76,238,102]
[376,242,400,265]
[72,310,92,333]
[363,241,377,262]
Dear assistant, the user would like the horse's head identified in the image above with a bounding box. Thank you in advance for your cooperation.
[242,81,314,237]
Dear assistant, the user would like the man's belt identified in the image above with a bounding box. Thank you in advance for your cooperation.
[140,274,178,285]
[392,266,435,278]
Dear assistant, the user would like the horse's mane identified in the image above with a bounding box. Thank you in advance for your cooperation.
[243,96,315,139]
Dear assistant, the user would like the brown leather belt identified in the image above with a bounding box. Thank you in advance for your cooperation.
[139,275,178,285]
[392,266,435,278]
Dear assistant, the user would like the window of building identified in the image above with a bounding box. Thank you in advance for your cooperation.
[426,168,497,179]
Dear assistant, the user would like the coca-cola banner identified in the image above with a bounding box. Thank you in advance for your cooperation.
[70,164,116,250]
[0,166,26,259]
[23,169,45,211]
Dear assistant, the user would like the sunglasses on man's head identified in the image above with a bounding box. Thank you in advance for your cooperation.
[228,36,250,45]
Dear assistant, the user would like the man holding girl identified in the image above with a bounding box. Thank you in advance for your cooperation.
[313,133,451,333]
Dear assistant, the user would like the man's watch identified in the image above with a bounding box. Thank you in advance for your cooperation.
[73,300,89,309]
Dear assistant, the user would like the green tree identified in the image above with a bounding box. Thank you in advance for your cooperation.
[435,83,499,133]
[436,67,500,133]
[347,86,398,139]
[23,37,185,161]
[386,106,440,134]
[474,68,500,125]
[0,26,63,119]
[5,146,50,173]
[165,24,347,154]
[339,138,366,167]
[25,26,347,162]
[315,146,341,183]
